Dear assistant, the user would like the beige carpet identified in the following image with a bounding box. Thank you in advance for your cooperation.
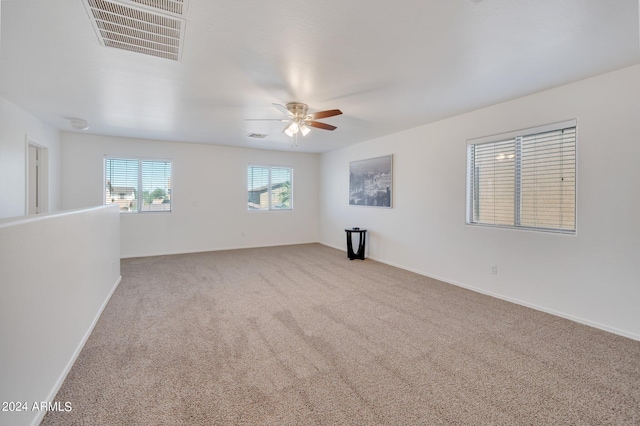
[43,243,640,425]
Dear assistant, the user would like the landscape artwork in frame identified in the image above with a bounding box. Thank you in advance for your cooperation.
[349,155,393,207]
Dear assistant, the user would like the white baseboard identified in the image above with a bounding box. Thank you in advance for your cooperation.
[323,242,346,253]
[31,275,123,426]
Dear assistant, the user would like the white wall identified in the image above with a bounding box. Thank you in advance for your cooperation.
[320,64,640,340]
[0,205,121,426]
[62,133,320,258]
[0,96,62,218]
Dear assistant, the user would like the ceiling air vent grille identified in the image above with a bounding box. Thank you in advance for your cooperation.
[247,133,268,139]
[125,0,186,16]
[84,0,186,61]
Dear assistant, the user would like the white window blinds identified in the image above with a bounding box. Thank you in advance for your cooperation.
[467,122,576,233]
[519,128,576,231]
[141,160,172,212]
[468,139,516,227]
[270,167,292,210]
[105,158,139,212]
[105,158,172,213]
[247,165,292,210]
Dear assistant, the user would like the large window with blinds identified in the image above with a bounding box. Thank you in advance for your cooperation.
[105,158,172,213]
[466,121,576,233]
[247,165,292,210]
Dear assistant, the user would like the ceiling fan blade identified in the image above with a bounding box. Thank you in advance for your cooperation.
[306,121,337,131]
[272,103,291,115]
[307,109,342,120]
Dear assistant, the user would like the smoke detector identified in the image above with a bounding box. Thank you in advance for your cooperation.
[68,118,90,131]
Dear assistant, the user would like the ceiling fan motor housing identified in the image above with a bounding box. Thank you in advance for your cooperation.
[286,102,309,118]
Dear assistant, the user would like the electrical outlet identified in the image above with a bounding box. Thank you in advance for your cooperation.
[491,264,498,275]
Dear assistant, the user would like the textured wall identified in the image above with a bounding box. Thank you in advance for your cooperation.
[0,205,121,426]
[0,96,61,219]
[319,64,640,340]
[61,133,320,258]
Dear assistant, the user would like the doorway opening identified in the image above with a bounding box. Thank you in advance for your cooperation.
[26,138,49,215]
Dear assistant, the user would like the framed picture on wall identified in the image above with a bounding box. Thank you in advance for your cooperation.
[349,155,393,208]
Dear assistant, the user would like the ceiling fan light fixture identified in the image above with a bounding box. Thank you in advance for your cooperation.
[299,124,311,136]
[284,121,300,137]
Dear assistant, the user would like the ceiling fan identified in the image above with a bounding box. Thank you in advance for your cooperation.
[247,102,342,138]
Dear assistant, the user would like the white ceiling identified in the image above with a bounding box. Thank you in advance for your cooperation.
[1,0,639,153]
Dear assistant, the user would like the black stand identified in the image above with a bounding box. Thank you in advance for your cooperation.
[345,228,367,260]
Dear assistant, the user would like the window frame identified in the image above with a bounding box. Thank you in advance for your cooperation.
[104,157,173,214]
[466,119,577,234]
[247,164,293,211]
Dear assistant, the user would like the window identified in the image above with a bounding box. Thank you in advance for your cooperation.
[105,158,172,213]
[247,165,292,210]
[467,120,576,233]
